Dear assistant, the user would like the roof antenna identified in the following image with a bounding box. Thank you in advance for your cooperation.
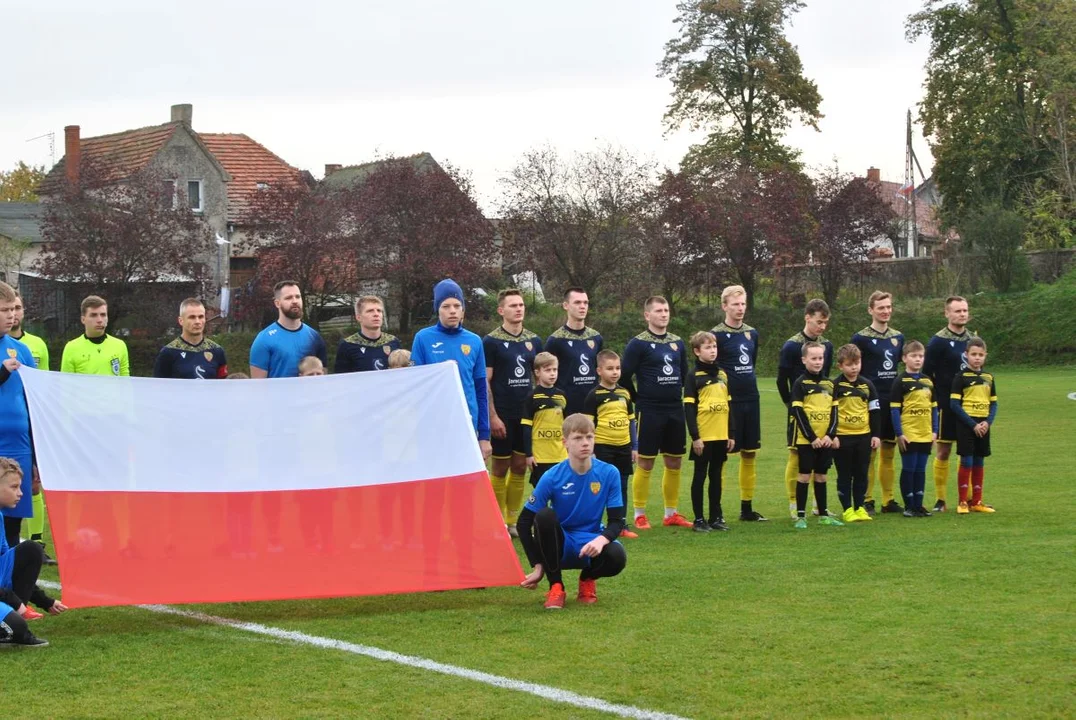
[26,132,56,167]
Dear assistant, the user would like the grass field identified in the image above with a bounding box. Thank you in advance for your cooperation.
[10,368,1076,719]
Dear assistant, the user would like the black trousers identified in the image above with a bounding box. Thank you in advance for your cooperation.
[4,515,22,548]
[531,508,626,587]
[834,435,872,510]
[690,440,728,521]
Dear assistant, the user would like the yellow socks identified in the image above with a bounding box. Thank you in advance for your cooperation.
[785,450,799,504]
[28,492,45,538]
[933,456,950,504]
[633,462,653,512]
[738,452,757,501]
[490,473,508,520]
[505,471,526,524]
[879,443,896,504]
[662,464,682,509]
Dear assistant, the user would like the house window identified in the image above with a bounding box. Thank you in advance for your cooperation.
[187,180,203,213]
[256,182,270,191]
[162,180,176,209]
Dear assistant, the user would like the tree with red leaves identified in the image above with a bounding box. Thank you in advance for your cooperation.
[809,165,898,307]
[35,160,214,327]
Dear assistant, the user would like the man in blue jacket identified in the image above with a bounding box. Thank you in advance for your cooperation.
[411,279,492,460]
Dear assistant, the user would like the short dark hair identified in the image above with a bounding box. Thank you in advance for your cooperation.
[804,298,830,317]
[596,349,620,364]
[689,331,717,350]
[498,288,523,305]
[945,295,967,308]
[644,295,669,310]
[868,291,891,309]
[81,295,107,315]
[801,340,824,358]
[273,280,300,298]
[178,297,204,315]
[967,337,987,352]
[903,340,925,355]
[563,287,587,301]
[836,343,861,365]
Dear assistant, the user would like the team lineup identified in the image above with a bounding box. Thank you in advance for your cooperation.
[0,277,999,640]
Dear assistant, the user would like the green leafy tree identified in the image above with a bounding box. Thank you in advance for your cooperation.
[659,0,822,170]
[0,161,45,202]
[959,204,1027,292]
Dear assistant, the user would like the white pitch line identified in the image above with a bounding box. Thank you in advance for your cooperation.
[37,582,690,720]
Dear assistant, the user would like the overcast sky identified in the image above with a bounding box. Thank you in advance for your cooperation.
[3,0,933,212]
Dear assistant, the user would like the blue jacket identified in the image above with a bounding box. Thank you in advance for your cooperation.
[412,322,490,440]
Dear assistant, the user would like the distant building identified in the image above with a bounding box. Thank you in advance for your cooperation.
[863,166,956,258]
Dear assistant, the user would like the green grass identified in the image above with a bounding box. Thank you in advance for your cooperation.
[12,368,1076,719]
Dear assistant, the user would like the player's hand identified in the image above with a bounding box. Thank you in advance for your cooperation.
[490,416,507,440]
[31,465,41,493]
[898,435,909,452]
[520,565,544,590]
[727,438,736,452]
[631,450,638,464]
[579,535,610,558]
[870,437,881,450]
[479,440,492,460]
[975,421,989,437]
[692,439,704,455]
[931,432,938,443]
[49,600,69,614]
[526,456,536,468]
[811,437,825,449]
[830,437,840,450]
[2,358,20,372]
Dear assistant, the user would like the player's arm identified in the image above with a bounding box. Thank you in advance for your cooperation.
[626,395,638,451]
[472,343,491,441]
[333,340,354,374]
[619,339,640,400]
[923,336,942,379]
[482,337,502,428]
[119,344,130,376]
[410,333,428,366]
[152,348,171,378]
[582,390,599,428]
[40,343,50,372]
[314,333,328,366]
[867,380,882,438]
[776,341,797,404]
[683,372,701,441]
[60,344,74,373]
[216,348,229,379]
[516,476,553,576]
[825,397,839,440]
[249,334,269,378]
[679,345,689,385]
[822,343,833,378]
[948,377,977,428]
[987,377,998,425]
[789,380,815,441]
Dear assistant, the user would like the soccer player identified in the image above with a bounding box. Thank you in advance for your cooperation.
[544,288,603,415]
[891,341,938,517]
[334,295,401,373]
[517,414,627,609]
[522,352,568,488]
[0,282,38,549]
[483,289,543,533]
[10,290,53,563]
[152,298,228,379]
[851,291,904,515]
[387,349,411,368]
[60,295,129,376]
[582,349,638,538]
[683,331,735,532]
[250,281,327,379]
[949,338,998,514]
[788,342,843,529]
[777,299,833,518]
[1,458,67,647]
[831,344,881,523]
[710,285,763,521]
[298,356,326,376]
[621,295,691,530]
[923,296,978,512]
[411,278,492,459]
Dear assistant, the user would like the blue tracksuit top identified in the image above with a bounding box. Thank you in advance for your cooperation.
[411,322,490,441]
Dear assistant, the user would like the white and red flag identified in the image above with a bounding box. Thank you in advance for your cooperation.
[19,363,522,608]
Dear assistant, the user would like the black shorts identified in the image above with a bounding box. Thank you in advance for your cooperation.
[690,439,729,464]
[937,407,959,443]
[491,418,527,458]
[955,421,991,458]
[529,462,558,487]
[878,399,896,442]
[728,400,761,452]
[796,444,833,475]
[594,443,633,478]
[636,407,687,457]
[900,441,933,456]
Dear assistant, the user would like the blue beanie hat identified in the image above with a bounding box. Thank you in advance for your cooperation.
[433,278,465,311]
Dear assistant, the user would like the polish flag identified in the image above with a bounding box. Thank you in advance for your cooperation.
[19,364,523,608]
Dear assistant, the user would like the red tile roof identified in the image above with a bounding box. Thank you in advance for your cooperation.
[198,133,302,223]
[39,122,181,194]
[866,178,949,240]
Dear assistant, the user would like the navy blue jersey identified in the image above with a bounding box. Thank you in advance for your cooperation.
[851,326,903,399]
[621,330,688,410]
[710,321,759,401]
[544,325,602,414]
[334,331,401,373]
[923,327,978,402]
[249,322,327,378]
[524,458,623,535]
[483,326,542,420]
[153,337,228,379]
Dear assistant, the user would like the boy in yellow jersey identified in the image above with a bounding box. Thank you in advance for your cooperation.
[523,353,569,487]
[890,341,938,517]
[831,345,881,523]
[583,349,639,538]
[949,338,998,514]
[789,342,843,529]
[60,296,130,376]
[683,332,735,532]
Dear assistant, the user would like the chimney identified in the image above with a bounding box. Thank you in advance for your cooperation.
[324,164,342,177]
[171,103,193,125]
[64,125,81,188]
[866,167,881,183]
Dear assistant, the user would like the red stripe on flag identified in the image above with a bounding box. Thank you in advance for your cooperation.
[47,471,524,608]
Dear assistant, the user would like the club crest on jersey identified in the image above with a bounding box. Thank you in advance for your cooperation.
[383,345,392,355]
[670,343,678,351]
[590,481,601,495]
[461,344,471,356]
[110,358,120,375]
[745,332,752,341]
[587,340,595,349]
[891,338,899,346]
[525,341,533,351]
[6,348,16,358]
[199,351,211,362]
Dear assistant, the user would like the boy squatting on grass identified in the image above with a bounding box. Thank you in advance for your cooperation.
[682,331,736,533]
[890,340,939,517]
[516,414,627,610]
[788,342,844,529]
[949,338,998,514]
[1,458,68,648]
[831,344,882,524]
